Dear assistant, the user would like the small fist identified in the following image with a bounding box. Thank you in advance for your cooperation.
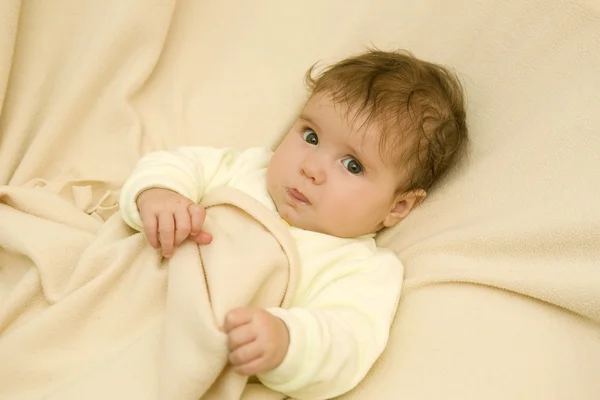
[136,188,213,258]
[224,307,289,376]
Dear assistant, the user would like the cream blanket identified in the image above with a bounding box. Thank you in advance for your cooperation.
[1,1,599,399]
[0,183,297,399]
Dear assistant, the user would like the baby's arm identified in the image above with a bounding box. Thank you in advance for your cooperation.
[257,250,403,400]
[119,146,270,232]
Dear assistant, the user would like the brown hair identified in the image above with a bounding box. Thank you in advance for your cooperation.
[305,48,468,193]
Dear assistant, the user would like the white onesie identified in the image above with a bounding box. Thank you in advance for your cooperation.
[119,146,403,400]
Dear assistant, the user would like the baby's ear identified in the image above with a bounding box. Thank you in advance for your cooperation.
[382,189,426,228]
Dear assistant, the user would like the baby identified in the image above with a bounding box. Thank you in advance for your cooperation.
[120,49,467,399]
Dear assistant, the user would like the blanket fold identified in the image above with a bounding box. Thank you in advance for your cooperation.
[0,182,298,400]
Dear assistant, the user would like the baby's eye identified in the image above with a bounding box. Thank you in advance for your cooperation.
[302,129,319,145]
[342,157,363,175]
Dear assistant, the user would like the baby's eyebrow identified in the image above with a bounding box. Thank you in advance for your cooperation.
[344,137,374,170]
[350,146,370,167]
[299,114,321,132]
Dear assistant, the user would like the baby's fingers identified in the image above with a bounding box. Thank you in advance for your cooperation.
[189,204,207,235]
[141,211,160,249]
[227,325,257,351]
[229,341,264,371]
[173,208,191,247]
[157,213,175,258]
[232,353,268,376]
[190,231,213,245]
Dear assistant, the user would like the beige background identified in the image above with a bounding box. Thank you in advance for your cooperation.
[0,1,599,399]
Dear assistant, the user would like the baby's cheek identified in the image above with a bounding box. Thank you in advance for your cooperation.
[321,201,346,223]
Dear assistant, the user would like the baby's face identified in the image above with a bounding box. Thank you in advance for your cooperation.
[267,93,404,238]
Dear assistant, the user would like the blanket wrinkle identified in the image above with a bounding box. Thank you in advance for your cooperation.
[0,0,20,118]
[23,173,121,222]
[0,0,175,187]
[0,185,298,400]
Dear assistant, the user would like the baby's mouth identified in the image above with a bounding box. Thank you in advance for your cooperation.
[286,188,311,205]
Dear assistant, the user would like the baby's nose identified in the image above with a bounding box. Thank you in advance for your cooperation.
[301,158,326,184]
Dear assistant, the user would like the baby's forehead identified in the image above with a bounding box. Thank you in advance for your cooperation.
[349,117,416,178]
[303,93,379,138]
[302,101,375,145]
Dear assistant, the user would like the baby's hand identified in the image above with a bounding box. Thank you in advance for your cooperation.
[224,307,289,376]
[136,188,213,258]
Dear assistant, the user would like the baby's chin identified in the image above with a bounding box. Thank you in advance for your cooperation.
[276,202,372,237]
[277,212,350,237]
[276,207,320,233]
[290,217,379,239]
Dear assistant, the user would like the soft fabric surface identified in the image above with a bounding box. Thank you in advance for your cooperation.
[0,1,599,399]
[0,185,298,399]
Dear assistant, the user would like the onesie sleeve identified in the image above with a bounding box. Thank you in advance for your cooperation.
[258,249,403,400]
[119,146,271,231]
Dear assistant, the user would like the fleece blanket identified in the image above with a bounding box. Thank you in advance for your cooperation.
[0,183,298,400]
[1,1,599,399]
